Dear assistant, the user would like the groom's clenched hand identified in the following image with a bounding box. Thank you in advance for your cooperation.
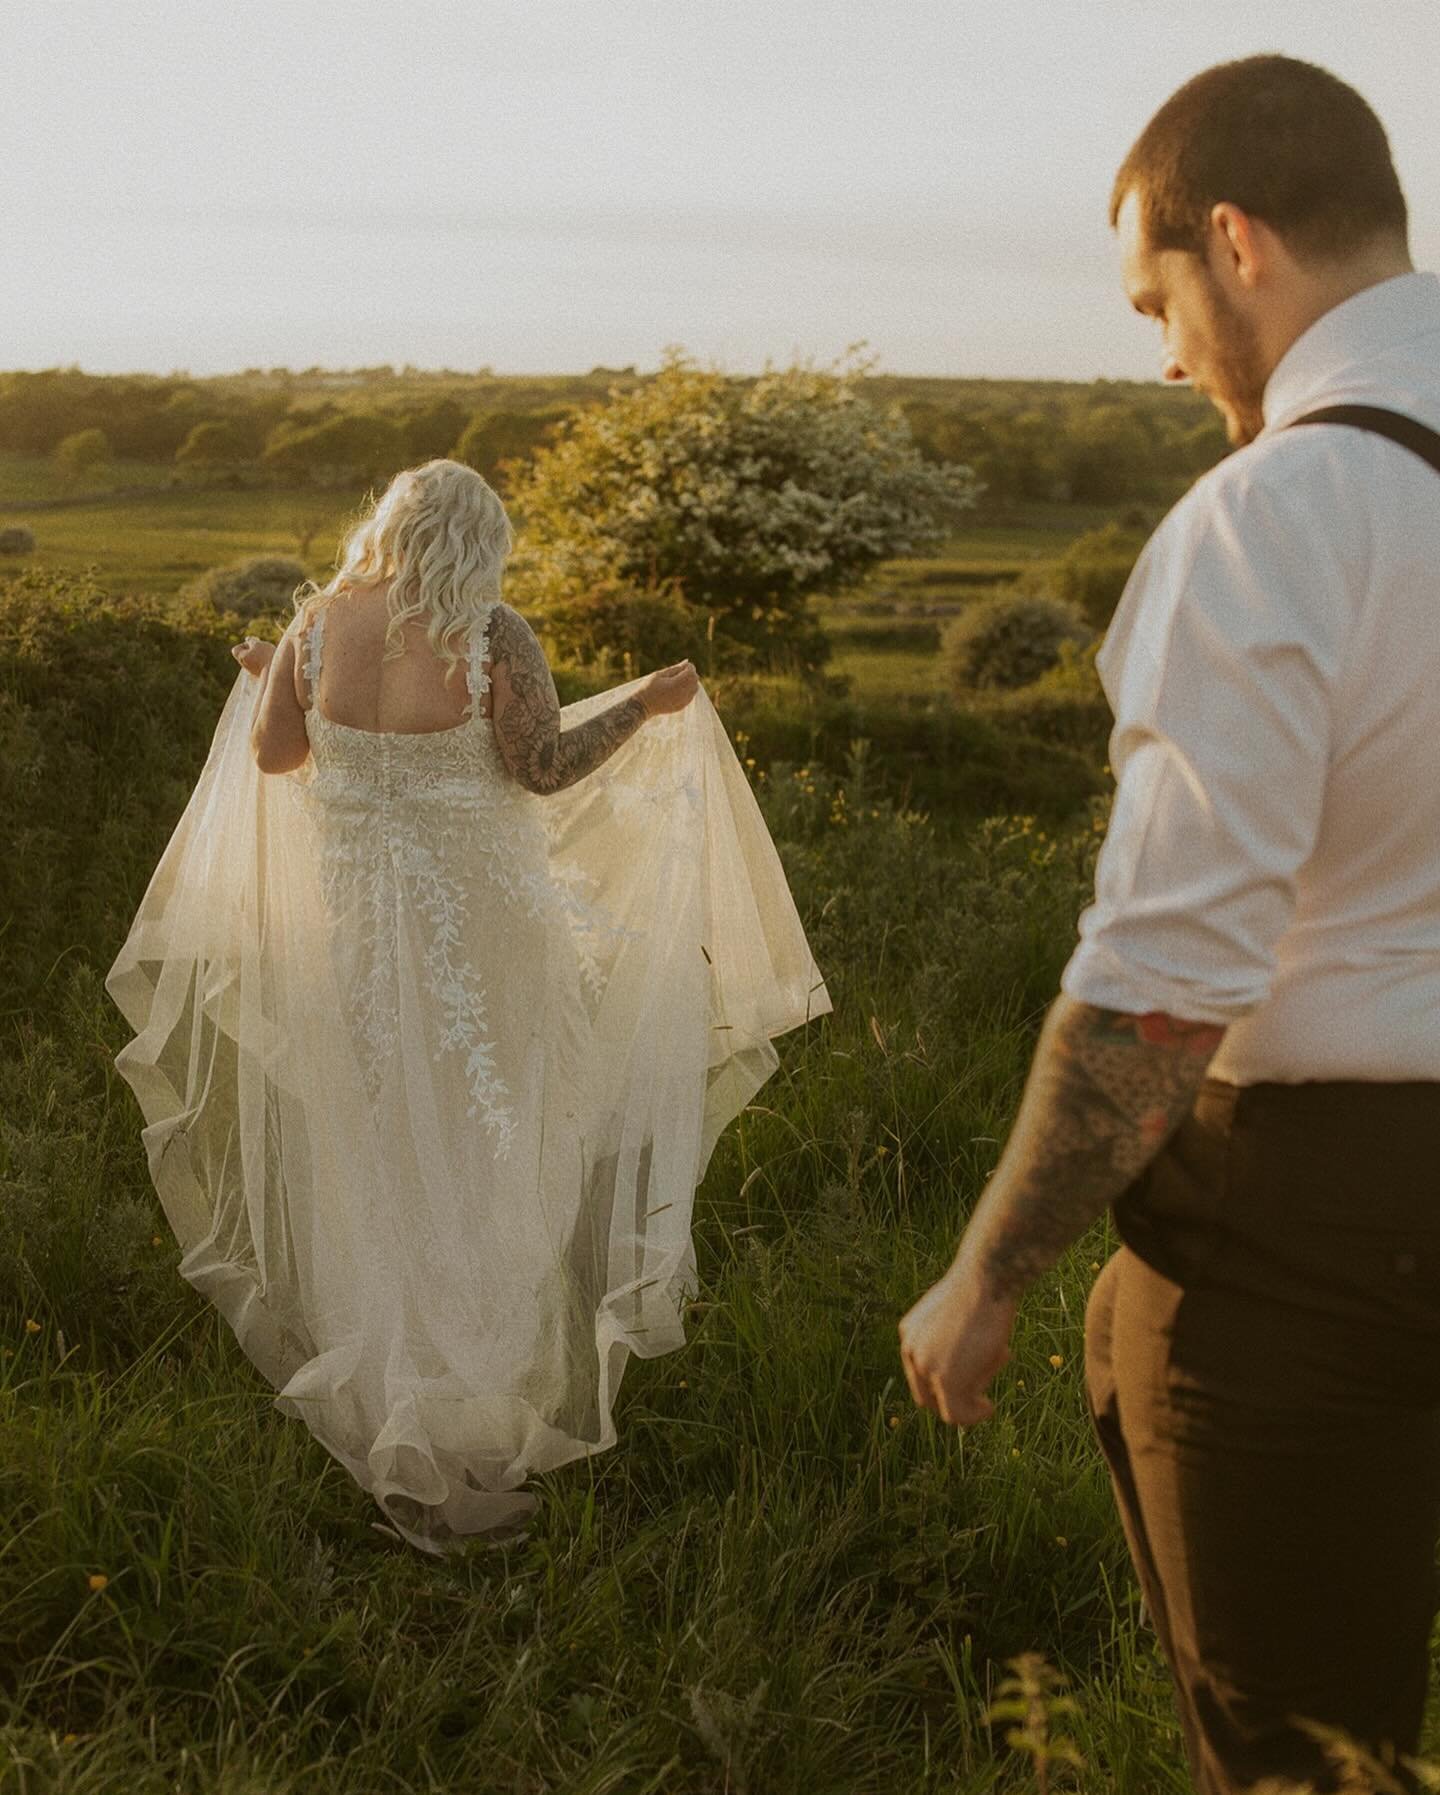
[897,995,1225,1430]
[898,1257,1017,1426]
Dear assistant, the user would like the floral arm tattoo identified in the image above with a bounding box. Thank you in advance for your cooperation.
[486,604,649,795]
[958,993,1225,1300]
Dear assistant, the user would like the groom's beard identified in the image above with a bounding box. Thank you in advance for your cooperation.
[1194,275,1270,447]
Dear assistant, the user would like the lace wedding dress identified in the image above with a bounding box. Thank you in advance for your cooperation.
[106,600,830,1553]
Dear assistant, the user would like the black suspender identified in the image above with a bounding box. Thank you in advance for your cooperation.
[1287,403,1440,479]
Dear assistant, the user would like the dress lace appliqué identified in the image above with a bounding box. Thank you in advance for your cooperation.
[296,601,521,1155]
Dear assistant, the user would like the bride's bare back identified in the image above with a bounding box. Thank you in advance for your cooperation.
[248,577,699,784]
[294,581,489,734]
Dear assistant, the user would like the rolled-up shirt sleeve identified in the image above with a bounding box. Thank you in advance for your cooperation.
[1062,449,1354,1025]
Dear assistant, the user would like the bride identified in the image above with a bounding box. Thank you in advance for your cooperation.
[106,458,830,1554]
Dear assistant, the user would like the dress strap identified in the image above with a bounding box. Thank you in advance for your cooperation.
[302,604,326,708]
[466,602,497,720]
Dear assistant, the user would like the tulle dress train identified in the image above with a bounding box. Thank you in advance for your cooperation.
[105,599,830,1553]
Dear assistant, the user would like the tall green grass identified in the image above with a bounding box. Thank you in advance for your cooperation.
[3,567,1435,1792]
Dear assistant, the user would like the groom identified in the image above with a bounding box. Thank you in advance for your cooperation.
[900,54,1440,1795]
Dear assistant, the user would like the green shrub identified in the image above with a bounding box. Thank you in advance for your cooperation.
[0,524,35,554]
[530,571,720,674]
[0,566,239,1011]
[942,590,1093,695]
[454,405,572,491]
[183,552,309,621]
[174,418,252,477]
[965,639,1112,759]
[1023,521,1145,630]
[0,570,241,1354]
[52,425,112,478]
[710,669,1104,821]
[260,410,403,487]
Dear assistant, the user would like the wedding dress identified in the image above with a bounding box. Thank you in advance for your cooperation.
[105,600,830,1553]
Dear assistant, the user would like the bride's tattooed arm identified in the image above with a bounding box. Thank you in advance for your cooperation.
[486,604,650,794]
[959,995,1225,1298]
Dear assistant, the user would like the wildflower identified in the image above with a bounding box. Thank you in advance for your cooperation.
[152,1235,164,1247]
[1049,1354,1064,1370]
[87,1573,108,1592]
[1015,1378,1025,1389]
[1055,1536,1069,1548]
[888,1416,900,1431]
[678,1380,689,1389]
[1011,1447,1021,1459]
[62,1733,79,1745]
[875,1144,889,1157]
[24,1319,40,1334]
[1090,1260,1101,1272]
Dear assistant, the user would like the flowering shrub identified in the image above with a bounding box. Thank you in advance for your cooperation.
[507,348,979,670]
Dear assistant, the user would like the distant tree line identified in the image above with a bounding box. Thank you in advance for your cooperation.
[0,364,1227,508]
[892,380,1228,507]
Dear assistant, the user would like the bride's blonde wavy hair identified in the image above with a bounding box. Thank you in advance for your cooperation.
[294,459,514,669]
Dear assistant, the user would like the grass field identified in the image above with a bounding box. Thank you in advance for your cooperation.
[3,486,1432,1793]
[0,457,1114,619]
[0,479,360,597]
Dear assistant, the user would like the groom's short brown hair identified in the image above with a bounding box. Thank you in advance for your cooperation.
[1112,55,1408,262]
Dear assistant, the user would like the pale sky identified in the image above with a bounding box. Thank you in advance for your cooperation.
[5,0,1436,381]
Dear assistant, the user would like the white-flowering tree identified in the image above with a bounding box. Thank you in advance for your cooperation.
[506,348,979,668]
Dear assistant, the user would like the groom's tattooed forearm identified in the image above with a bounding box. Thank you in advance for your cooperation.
[969,998,1224,1299]
[487,605,648,795]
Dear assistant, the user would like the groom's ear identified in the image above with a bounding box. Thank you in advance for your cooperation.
[1208,203,1265,291]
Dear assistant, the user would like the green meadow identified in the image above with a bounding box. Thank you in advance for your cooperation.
[3,465,1436,1793]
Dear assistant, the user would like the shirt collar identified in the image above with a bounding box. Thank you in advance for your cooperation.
[1261,270,1440,431]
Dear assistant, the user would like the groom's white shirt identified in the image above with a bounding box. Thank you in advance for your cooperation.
[1062,269,1440,1084]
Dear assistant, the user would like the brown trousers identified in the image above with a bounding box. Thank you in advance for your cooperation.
[1084,1077,1440,1795]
